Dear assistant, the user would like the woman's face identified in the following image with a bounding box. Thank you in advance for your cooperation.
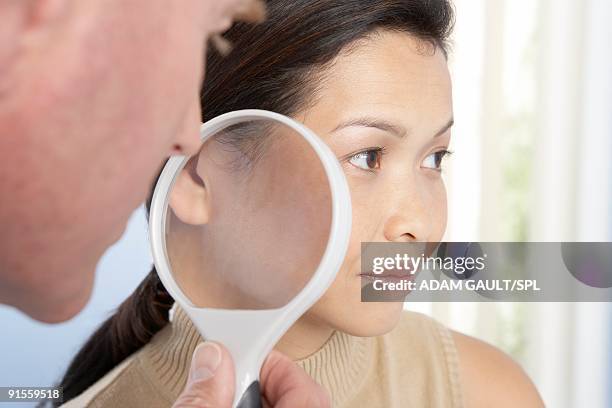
[169,30,452,335]
[294,31,453,336]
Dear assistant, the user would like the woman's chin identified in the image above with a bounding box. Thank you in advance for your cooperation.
[336,300,406,337]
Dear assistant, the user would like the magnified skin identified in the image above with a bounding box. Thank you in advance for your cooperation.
[168,123,331,309]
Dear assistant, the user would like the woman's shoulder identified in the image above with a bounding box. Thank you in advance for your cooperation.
[392,310,544,407]
[451,329,544,407]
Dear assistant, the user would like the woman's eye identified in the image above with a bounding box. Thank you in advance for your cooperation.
[348,149,384,171]
[422,150,452,171]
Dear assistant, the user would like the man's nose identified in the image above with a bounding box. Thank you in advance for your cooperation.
[172,101,202,156]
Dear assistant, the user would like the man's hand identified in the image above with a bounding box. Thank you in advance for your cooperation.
[173,342,330,408]
[260,349,330,408]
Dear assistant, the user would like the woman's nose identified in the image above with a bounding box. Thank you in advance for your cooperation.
[383,192,432,243]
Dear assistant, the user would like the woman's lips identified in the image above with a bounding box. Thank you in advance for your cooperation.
[358,270,417,283]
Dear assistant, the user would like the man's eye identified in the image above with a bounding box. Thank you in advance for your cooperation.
[422,150,453,171]
[348,148,385,171]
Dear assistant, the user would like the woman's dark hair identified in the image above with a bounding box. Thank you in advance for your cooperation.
[57,0,454,403]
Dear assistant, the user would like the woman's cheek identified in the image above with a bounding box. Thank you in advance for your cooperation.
[428,180,448,240]
[329,180,379,283]
[348,181,385,243]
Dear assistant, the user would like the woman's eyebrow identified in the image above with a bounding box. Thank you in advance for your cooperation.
[331,116,454,139]
[434,118,454,138]
[331,117,408,138]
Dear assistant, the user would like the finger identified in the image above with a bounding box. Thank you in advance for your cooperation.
[172,341,236,408]
[260,350,330,408]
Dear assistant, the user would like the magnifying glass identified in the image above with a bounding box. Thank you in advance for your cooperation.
[149,110,351,407]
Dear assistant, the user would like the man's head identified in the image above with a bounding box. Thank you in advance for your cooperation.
[0,0,264,322]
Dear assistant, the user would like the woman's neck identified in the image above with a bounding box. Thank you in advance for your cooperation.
[274,314,335,360]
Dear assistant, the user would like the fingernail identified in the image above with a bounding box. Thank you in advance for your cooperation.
[189,342,222,382]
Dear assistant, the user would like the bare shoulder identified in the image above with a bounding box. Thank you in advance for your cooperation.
[451,330,545,408]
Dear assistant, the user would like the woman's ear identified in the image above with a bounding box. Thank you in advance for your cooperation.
[169,167,210,225]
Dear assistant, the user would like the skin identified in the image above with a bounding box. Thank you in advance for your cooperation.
[170,30,544,406]
[0,0,265,323]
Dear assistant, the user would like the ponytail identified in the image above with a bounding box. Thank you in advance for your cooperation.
[56,268,174,405]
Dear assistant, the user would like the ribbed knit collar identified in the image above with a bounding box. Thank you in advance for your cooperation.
[137,305,375,407]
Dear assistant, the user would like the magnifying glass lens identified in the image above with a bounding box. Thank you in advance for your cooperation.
[164,119,333,310]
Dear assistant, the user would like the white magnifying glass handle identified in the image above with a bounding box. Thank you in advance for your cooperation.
[149,109,352,408]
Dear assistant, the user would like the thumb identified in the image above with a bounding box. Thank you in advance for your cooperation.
[260,350,330,408]
[172,341,236,408]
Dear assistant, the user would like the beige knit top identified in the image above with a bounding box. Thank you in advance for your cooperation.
[63,306,463,407]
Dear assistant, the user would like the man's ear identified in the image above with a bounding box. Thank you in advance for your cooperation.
[169,168,210,226]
